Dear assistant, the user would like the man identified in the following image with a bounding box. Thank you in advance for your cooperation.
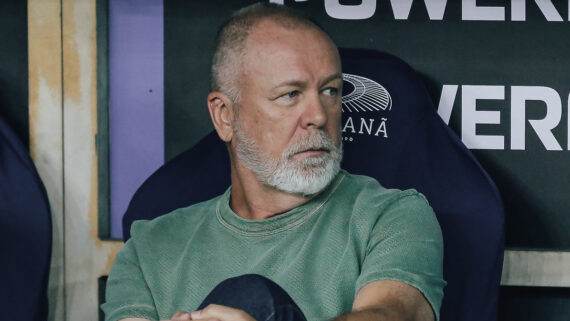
[103,3,445,321]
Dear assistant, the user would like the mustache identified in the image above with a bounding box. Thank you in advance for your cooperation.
[284,131,339,159]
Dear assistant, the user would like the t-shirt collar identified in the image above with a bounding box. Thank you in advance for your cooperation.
[216,170,346,236]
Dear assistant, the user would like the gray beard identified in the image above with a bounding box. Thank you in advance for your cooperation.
[234,127,343,196]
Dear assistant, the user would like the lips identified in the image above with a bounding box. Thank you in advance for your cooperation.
[303,147,329,152]
[292,147,330,157]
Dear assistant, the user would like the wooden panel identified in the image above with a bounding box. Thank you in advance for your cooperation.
[502,250,570,287]
[27,1,64,320]
[61,0,122,319]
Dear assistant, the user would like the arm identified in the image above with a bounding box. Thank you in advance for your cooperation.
[102,238,159,321]
[334,280,434,321]
[157,306,255,321]
[345,192,445,321]
[165,280,434,321]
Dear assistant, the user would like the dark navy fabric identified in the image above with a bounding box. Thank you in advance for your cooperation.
[197,274,307,321]
[122,130,230,240]
[338,49,505,321]
[123,49,504,321]
[0,115,52,321]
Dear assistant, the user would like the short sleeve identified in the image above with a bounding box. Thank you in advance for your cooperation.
[355,191,446,321]
[101,239,159,321]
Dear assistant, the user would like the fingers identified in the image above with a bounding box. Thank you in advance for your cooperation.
[170,311,192,321]
[190,304,255,321]
[169,304,255,321]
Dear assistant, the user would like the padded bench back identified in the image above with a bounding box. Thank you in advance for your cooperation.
[0,115,52,321]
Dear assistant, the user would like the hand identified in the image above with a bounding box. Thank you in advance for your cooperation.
[168,311,192,321]
[169,304,256,321]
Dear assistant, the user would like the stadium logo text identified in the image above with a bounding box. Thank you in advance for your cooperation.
[437,85,569,151]
[340,73,391,142]
[271,0,568,21]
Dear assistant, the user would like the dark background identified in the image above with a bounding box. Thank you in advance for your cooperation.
[0,0,29,148]
[164,0,570,250]
[1,0,568,319]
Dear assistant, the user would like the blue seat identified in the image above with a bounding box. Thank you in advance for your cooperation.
[0,115,52,321]
[123,48,504,321]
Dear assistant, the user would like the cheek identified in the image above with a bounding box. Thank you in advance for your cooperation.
[249,111,286,143]
[328,125,341,146]
[328,108,342,130]
[263,118,295,144]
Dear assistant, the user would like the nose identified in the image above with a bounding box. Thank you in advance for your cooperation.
[301,93,327,129]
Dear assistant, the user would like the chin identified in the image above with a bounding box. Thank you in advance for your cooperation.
[269,157,341,196]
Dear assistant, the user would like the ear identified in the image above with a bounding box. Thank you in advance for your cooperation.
[207,91,235,143]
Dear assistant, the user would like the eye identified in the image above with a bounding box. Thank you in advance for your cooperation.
[323,87,339,97]
[282,91,299,99]
[276,90,300,103]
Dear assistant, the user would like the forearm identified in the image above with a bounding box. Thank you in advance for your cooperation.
[333,308,405,321]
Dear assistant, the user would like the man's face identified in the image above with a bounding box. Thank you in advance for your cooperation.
[231,20,343,195]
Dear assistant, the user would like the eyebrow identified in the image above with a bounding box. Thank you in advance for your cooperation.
[319,73,343,87]
[273,80,306,90]
[272,73,343,91]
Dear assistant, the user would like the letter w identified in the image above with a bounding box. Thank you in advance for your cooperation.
[390,0,448,20]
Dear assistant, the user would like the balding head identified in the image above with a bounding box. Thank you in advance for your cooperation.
[206,3,343,198]
[211,3,334,104]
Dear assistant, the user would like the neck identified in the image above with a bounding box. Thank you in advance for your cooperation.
[228,160,316,220]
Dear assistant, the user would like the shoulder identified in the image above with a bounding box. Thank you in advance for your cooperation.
[335,171,438,232]
[337,170,430,212]
[129,193,223,243]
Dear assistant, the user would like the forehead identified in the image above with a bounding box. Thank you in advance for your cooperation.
[242,20,341,82]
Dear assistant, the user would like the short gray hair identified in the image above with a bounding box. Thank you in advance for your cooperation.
[210,3,323,104]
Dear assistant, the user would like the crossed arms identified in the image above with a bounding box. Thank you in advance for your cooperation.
[118,279,434,321]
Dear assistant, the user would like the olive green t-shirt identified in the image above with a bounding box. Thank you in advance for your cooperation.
[102,170,445,321]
